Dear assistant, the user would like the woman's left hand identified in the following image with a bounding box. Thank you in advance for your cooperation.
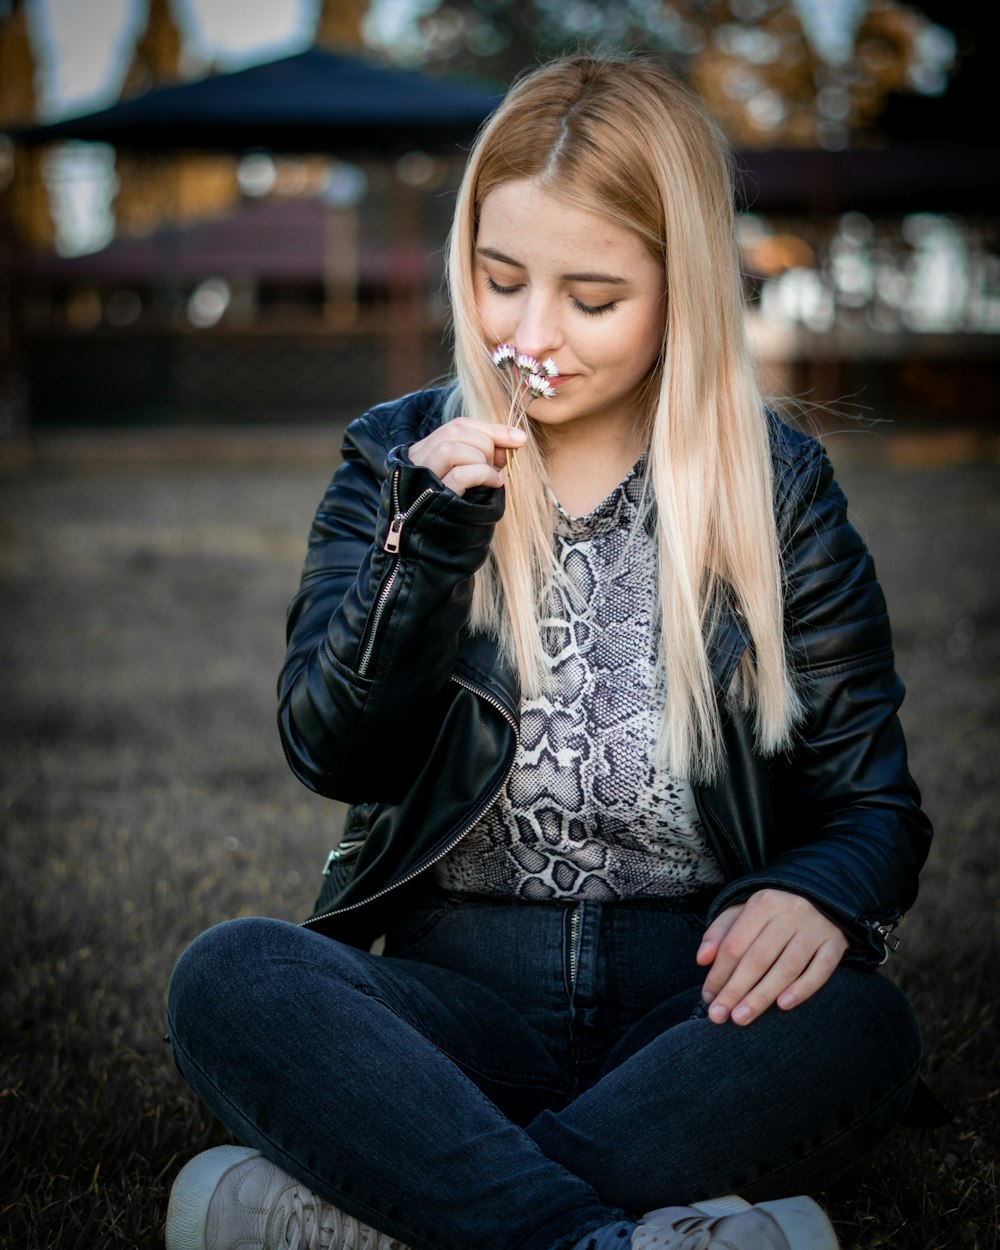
[696,889,848,1026]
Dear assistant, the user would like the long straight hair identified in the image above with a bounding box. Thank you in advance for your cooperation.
[445,54,801,780]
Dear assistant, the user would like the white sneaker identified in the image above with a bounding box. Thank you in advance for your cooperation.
[165,1145,410,1250]
[632,1193,839,1249]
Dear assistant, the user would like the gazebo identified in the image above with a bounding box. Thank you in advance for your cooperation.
[12,46,503,154]
[5,47,503,424]
[6,37,998,428]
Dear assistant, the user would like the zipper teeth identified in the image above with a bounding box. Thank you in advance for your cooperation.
[301,674,518,926]
[450,673,518,732]
[358,566,398,677]
[568,905,581,993]
[356,481,436,679]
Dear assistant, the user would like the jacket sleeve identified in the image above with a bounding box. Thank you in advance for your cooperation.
[707,433,933,964]
[277,402,505,804]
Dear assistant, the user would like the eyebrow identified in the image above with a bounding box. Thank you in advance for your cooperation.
[476,246,628,285]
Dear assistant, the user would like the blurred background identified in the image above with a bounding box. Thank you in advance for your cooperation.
[1,4,998,1248]
[0,0,996,438]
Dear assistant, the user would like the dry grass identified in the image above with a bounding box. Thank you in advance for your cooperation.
[1,429,998,1249]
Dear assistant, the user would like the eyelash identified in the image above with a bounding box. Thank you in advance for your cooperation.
[483,275,618,317]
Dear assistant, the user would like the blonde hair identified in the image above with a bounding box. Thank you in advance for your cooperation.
[445,54,801,779]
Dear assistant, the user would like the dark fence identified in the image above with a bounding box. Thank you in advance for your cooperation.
[21,325,453,425]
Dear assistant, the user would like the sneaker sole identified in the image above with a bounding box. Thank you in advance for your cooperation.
[165,1144,260,1250]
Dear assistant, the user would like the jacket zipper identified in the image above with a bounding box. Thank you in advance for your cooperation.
[322,838,366,875]
[870,916,901,964]
[302,674,519,924]
[357,472,435,679]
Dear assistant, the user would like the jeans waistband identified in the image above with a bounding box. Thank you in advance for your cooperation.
[419,885,718,915]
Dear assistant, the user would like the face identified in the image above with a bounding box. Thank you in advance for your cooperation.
[474,178,666,441]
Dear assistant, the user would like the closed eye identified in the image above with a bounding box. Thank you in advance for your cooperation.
[484,275,521,296]
[485,273,618,316]
[572,297,618,316]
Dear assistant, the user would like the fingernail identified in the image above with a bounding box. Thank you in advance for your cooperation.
[708,1003,728,1023]
[732,1004,751,1024]
[701,989,715,1004]
[777,991,795,1009]
[697,942,712,958]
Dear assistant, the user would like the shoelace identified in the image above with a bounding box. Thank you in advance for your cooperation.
[667,1214,724,1250]
[634,1211,734,1250]
[283,1188,407,1250]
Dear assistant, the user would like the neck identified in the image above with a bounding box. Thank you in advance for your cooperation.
[540,415,646,518]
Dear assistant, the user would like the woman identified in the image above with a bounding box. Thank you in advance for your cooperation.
[165,55,931,1250]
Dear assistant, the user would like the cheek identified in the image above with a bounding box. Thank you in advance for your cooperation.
[475,292,510,340]
[597,317,658,378]
[628,314,664,375]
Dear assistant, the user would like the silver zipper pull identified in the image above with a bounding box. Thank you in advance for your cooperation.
[383,485,435,555]
[384,513,405,554]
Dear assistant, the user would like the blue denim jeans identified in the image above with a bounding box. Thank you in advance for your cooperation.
[166,893,921,1250]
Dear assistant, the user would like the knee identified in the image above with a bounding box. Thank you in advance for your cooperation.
[843,967,920,1056]
[808,966,922,1089]
[166,916,292,1043]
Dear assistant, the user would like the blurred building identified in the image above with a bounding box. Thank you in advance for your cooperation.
[1,0,996,431]
[11,152,458,423]
[0,0,54,252]
[700,0,999,426]
[113,0,241,242]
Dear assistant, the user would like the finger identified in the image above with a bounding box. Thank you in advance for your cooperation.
[703,920,791,1021]
[696,905,743,968]
[701,889,816,996]
[710,920,848,1025]
[409,420,492,467]
[481,423,529,447]
[700,907,773,1001]
[414,437,493,483]
[411,425,526,480]
[436,418,529,448]
[775,935,848,1012]
[728,934,846,1025]
[721,935,820,1025]
[440,462,506,496]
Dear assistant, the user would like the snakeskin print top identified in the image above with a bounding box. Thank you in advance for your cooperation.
[435,461,724,901]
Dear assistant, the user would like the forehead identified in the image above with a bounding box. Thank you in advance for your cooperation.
[476,179,654,271]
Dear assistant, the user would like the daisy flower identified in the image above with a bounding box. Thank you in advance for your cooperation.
[490,342,559,470]
[525,373,556,400]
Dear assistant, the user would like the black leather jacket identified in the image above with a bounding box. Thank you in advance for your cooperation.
[278,388,932,963]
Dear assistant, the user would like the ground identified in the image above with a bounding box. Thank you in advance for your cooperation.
[1,421,997,1249]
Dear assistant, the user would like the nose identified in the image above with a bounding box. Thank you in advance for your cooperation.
[514,291,561,362]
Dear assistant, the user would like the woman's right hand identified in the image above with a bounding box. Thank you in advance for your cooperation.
[409,419,527,496]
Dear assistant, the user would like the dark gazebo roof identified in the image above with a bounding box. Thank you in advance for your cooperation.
[7,41,996,211]
[10,47,503,155]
